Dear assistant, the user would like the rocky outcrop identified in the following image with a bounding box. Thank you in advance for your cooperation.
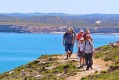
[0,25,119,33]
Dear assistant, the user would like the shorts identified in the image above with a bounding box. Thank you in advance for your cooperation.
[78,53,85,58]
[78,48,85,58]
[65,44,73,52]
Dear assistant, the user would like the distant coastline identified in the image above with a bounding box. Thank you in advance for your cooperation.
[50,32,119,34]
[50,32,65,34]
[0,25,119,33]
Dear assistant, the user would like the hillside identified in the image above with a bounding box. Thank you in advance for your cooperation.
[0,42,119,80]
[81,41,119,80]
[1,25,119,33]
[0,13,119,27]
[0,13,119,33]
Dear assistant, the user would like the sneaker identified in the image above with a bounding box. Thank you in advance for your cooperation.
[79,65,83,68]
[86,68,89,70]
[90,66,93,69]
[83,64,86,66]
[64,58,68,60]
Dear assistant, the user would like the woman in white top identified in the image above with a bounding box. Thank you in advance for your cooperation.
[77,37,85,68]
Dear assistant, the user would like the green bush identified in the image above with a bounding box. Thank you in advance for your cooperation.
[94,52,104,58]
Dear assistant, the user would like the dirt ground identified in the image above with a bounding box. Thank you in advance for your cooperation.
[57,54,111,80]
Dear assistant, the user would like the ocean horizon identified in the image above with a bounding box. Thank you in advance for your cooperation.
[0,33,119,74]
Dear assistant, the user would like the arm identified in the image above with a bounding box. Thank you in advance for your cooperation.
[63,38,65,46]
[72,38,74,46]
[90,41,95,54]
[82,41,85,53]
[63,33,66,46]
[77,40,79,48]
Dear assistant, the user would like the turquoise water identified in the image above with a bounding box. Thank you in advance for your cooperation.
[0,33,119,73]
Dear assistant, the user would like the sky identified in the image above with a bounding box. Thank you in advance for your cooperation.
[0,0,119,14]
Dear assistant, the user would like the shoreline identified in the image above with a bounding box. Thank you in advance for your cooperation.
[0,34,119,74]
[0,41,118,79]
[50,32,119,34]
[0,32,119,34]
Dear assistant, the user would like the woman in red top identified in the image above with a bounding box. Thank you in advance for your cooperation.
[76,29,84,41]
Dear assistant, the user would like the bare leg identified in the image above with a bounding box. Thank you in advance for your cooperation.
[80,58,83,67]
[69,51,72,58]
[65,51,69,60]
[82,58,85,66]
[68,51,71,58]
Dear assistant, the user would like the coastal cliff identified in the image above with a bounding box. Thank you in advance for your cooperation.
[1,13,119,33]
[0,25,119,33]
[0,41,119,80]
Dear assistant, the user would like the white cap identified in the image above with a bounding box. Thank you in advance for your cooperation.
[86,29,90,33]
[80,29,83,32]
[70,27,74,30]
[86,28,89,31]
[68,28,71,31]
[80,37,84,40]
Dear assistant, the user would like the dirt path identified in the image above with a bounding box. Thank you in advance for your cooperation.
[57,54,111,80]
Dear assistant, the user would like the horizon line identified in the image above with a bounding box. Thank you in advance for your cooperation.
[0,12,119,15]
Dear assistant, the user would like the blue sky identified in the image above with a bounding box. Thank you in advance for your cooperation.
[0,0,119,14]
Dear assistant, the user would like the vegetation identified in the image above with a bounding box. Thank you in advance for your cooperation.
[81,42,119,80]
[1,13,119,33]
[0,54,79,80]
[0,13,119,27]
[0,42,119,80]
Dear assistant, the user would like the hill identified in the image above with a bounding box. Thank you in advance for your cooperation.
[0,41,119,80]
[0,13,119,33]
[81,41,119,80]
[0,13,119,27]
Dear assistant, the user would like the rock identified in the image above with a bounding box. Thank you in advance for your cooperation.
[116,41,119,43]
[112,43,119,47]
[34,75,42,79]
[39,60,47,64]
[25,64,30,68]
[21,70,27,76]
[108,42,119,47]
[8,71,15,74]
[45,65,56,70]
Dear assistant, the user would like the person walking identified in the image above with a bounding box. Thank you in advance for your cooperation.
[63,28,74,60]
[70,27,76,41]
[70,27,76,56]
[83,34,94,70]
[83,29,93,41]
[77,37,85,68]
[76,29,84,41]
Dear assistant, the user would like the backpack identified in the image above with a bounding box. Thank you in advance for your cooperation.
[72,32,76,40]
[84,41,93,52]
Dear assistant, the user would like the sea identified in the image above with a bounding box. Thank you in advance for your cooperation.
[0,33,119,74]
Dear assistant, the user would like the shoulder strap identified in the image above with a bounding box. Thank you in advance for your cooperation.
[84,40,86,45]
[84,41,93,51]
[89,41,93,50]
[84,41,86,50]
[89,41,92,47]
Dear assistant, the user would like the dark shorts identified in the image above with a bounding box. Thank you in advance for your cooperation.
[78,48,85,58]
[78,53,85,58]
[65,44,73,52]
